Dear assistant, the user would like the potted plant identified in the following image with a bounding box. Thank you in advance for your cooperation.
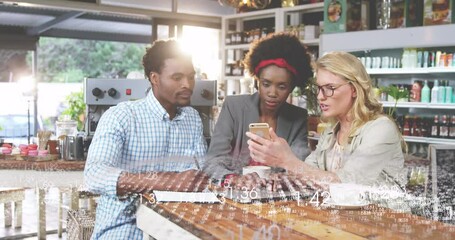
[380,85,409,119]
[61,91,86,131]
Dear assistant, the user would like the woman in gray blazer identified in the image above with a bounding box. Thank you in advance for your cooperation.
[204,32,313,187]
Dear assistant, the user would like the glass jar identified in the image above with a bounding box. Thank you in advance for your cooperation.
[55,117,78,138]
[376,0,392,29]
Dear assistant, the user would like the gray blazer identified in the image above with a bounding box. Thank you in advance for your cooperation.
[204,93,310,179]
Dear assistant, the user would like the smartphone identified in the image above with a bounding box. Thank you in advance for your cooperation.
[249,123,270,140]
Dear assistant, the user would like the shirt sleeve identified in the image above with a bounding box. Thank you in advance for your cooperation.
[335,117,404,185]
[84,107,127,197]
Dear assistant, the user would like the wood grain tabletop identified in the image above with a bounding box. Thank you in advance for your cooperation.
[141,195,455,240]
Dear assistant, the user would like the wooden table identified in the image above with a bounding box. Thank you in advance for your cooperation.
[0,159,85,239]
[137,196,455,240]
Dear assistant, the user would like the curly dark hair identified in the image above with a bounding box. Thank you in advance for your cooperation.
[243,32,313,90]
[142,39,192,80]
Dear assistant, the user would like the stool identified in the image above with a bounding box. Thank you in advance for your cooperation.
[0,187,25,228]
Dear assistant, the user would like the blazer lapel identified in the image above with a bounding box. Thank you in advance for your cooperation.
[243,93,261,126]
[276,104,292,139]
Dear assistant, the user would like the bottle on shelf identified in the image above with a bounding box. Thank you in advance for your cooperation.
[430,115,439,138]
[431,80,439,103]
[409,49,417,68]
[423,51,429,68]
[411,116,420,137]
[225,32,232,45]
[421,117,429,137]
[410,80,421,102]
[401,48,409,68]
[435,51,442,67]
[421,80,430,103]
[449,115,455,139]
[445,81,453,103]
[403,115,411,136]
[438,80,446,103]
[439,115,449,139]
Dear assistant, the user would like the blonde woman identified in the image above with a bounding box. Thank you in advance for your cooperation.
[246,51,406,188]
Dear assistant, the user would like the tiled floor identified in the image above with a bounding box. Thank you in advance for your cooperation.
[1,188,69,240]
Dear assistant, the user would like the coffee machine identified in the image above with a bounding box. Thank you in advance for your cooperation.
[83,78,217,150]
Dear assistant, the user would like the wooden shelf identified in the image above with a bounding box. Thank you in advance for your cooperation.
[367,67,455,75]
[320,24,455,54]
[224,44,250,50]
[281,2,324,14]
[302,38,319,46]
[308,135,455,145]
[381,102,455,109]
[403,136,455,145]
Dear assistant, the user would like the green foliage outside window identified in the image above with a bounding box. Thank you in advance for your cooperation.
[37,37,146,83]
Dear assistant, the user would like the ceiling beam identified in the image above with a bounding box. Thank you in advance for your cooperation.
[4,0,221,24]
[0,4,62,16]
[0,4,152,25]
[26,11,85,35]
[0,33,38,50]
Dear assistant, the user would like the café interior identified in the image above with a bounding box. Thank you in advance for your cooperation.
[0,0,455,239]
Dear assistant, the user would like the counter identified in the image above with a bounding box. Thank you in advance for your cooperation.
[137,195,455,240]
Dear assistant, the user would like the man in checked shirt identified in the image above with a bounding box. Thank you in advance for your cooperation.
[84,39,209,239]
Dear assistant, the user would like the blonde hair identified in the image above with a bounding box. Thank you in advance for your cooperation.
[316,51,384,137]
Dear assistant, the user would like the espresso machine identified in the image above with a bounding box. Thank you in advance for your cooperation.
[84,78,217,150]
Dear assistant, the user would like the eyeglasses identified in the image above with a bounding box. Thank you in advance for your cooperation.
[311,82,351,97]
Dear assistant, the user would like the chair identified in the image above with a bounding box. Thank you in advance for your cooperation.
[57,187,99,238]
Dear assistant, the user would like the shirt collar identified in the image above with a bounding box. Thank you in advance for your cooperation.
[327,121,361,145]
[146,91,185,121]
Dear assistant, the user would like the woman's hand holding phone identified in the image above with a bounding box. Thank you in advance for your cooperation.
[246,126,298,170]
[248,123,271,141]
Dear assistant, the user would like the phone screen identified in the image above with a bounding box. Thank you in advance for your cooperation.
[249,123,270,140]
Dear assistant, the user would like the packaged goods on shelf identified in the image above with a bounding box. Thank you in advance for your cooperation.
[423,0,454,25]
[324,0,363,33]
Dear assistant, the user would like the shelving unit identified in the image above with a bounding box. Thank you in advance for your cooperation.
[320,24,455,146]
[308,135,455,145]
[319,24,455,55]
[381,102,455,109]
[367,68,455,75]
[403,136,455,145]
[220,2,324,97]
